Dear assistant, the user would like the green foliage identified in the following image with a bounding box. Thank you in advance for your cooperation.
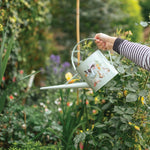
[51,0,122,48]
[0,92,58,149]
[9,141,61,150]
[0,1,149,149]
[57,90,86,150]
[0,30,14,112]
[1,49,150,149]
[115,0,143,41]
[71,55,150,149]
[0,0,55,73]
[0,31,14,84]
[51,0,143,58]
[139,0,150,21]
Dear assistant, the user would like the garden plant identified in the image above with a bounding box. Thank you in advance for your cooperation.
[0,0,150,150]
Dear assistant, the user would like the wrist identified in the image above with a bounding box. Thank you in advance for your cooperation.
[113,38,124,54]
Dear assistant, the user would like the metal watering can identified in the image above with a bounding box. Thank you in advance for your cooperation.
[40,38,118,92]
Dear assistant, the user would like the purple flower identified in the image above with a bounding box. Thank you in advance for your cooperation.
[53,67,58,74]
[60,62,71,72]
[55,55,60,64]
[62,62,70,68]
[50,54,60,64]
[50,54,55,61]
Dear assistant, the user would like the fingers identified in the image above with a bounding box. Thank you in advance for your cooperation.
[96,39,107,50]
[95,33,109,41]
[95,33,103,42]
[94,33,117,50]
[95,33,109,50]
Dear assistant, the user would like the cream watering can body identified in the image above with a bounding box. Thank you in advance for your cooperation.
[40,38,118,92]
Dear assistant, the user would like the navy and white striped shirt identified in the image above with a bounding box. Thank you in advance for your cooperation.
[113,38,150,71]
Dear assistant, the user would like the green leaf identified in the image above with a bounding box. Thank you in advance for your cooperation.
[114,106,124,115]
[124,141,133,147]
[74,132,86,148]
[101,102,112,111]
[125,108,135,114]
[0,92,7,113]
[97,133,113,140]
[20,70,40,81]
[126,93,137,102]
[117,66,125,73]
[95,122,106,128]
[33,126,41,132]
[0,31,7,84]
[1,35,14,80]
[120,124,128,131]
[101,147,109,150]
[123,114,132,121]
[138,90,148,97]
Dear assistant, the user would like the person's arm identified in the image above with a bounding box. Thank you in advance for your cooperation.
[95,33,150,71]
[113,38,150,71]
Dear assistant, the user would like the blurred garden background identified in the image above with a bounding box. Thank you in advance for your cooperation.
[0,0,150,149]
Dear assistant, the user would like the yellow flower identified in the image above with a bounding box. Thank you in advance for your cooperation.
[134,144,141,150]
[65,72,78,83]
[0,24,3,31]
[128,30,133,35]
[128,122,132,125]
[117,92,123,98]
[94,97,99,104]
[141,96,144,105]
[123,90,128,96]
[92,124,94,130]
[134,125,140,131]
[80,130,83,133]
[9,16,17,23]
[86,129,89,131]
[125,30,133,36]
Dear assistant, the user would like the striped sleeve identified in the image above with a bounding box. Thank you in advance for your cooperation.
[113,38,150,71]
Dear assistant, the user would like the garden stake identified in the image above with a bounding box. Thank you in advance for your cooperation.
[23,111,27,135]
[76,0,80,105]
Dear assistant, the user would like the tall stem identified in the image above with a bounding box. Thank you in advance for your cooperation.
[76,0,80,104]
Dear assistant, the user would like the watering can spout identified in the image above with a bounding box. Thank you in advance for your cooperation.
[40,82,89,90]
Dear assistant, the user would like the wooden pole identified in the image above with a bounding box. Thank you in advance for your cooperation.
[76,0,80,104]
[76,0,80,64]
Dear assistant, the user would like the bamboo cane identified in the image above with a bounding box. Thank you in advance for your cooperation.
[76,0,80,64]
[76,0,80,104]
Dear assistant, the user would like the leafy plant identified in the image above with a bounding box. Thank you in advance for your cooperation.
[8,141,62,150]
[0,0,55,73]
[0,30,14,112]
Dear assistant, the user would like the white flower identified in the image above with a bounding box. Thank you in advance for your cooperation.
[70,89,74,92]
[40,102,46,107]
[54,99,61,105]
[58,108,62,112]
[14,92,18,96]
[22,124,26,129]
[45,108,52,115]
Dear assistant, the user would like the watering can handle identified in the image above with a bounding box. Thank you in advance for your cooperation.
[71,38,113,71]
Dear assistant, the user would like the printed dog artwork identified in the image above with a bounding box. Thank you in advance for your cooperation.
[84,61,110,87]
